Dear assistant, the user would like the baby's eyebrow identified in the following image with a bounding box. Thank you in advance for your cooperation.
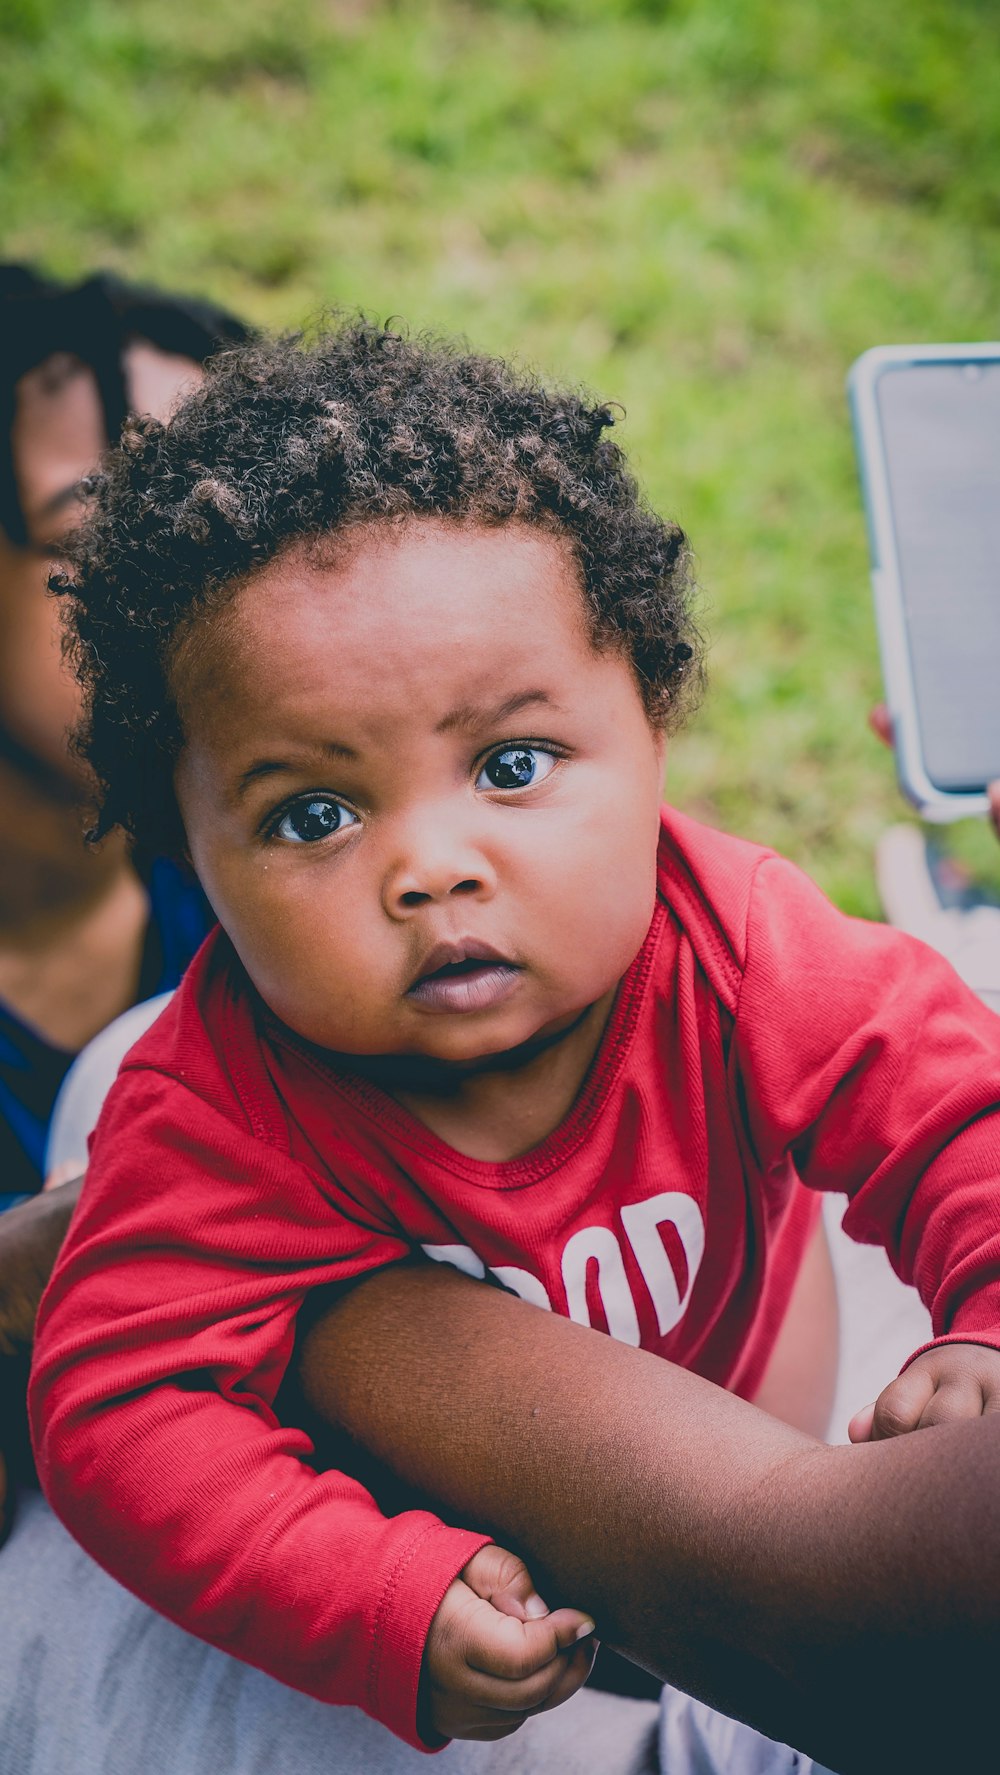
[233,740,357,801]
[436,689,558,735]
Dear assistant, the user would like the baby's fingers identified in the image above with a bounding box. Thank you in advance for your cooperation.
[534,1634,598,1712]
[423,1585,597,1740]
[863,1362,997,1440]
[462,1543,550,1622]
[459,1642,592,1718]
[916,1370,995,1428]
[846,1400,876,1444]
[865,1365,937,1440]
[468,1602,595,1681]
[463,1620,595,1716]
[849,1370,934,1443]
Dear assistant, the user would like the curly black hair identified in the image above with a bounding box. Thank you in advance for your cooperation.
[55,319,704,856]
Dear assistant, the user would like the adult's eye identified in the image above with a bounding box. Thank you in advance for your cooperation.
[477,746,557,791]
[273,798,358,844]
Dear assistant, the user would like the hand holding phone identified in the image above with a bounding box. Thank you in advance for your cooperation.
[849,345,1000,821]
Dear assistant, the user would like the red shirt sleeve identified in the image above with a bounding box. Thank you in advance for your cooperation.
[733,854,1000,1365]
[28,1065,489,1749]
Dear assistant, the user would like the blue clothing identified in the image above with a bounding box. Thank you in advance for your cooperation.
[0,860,209,1210]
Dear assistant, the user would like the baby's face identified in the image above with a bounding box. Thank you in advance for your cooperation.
[173,520,666,1065]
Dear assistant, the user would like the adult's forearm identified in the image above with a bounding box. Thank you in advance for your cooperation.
[0,1174,84,1362]
[1,1174,84,1530]
[299,1263,1000,1775]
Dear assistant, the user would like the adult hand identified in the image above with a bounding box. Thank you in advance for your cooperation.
[870,702,1000,840]
[0,1172,83,1541]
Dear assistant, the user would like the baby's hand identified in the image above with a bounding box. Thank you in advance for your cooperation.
[849,1342,1000,1442]
[421,1544,596,1743]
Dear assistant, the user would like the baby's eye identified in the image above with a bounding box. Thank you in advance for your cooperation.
[476,746,557,791]
[272,798,358,844]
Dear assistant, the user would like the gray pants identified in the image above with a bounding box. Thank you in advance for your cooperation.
[0,1492,660,1775]
[0,1492,843,1775]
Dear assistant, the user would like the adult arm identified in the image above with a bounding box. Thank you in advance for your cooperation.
[0,1174,83,1538]
[300,1262,1000,1775]
[0,1175,83,1365]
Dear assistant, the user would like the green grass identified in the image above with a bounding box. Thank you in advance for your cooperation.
[4,0,1000,911]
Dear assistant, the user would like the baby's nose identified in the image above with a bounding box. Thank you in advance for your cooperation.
[382,832,497,915]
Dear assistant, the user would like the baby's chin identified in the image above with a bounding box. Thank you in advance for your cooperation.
[252,968,612,1073]
[320,1003,605,1093]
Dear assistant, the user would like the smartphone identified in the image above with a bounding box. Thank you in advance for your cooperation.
[848,343,1000,821]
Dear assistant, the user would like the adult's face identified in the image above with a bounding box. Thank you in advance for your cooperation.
[0,342,202,785]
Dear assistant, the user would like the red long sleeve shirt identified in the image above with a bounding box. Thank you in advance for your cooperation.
[29,809,1000,1746]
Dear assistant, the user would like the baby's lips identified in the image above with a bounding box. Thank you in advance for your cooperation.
[410,936,514,988]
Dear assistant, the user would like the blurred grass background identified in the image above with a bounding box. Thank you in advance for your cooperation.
[3,0,1000,912]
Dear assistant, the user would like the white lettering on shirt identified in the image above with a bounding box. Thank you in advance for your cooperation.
[420,1189,706,1347]
[561,1223,642,1345]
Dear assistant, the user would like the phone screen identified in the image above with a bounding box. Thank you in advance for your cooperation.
[876,360,1000,792]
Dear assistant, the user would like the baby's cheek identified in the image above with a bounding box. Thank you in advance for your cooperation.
[249,912,392,1047]
[546,875,651,997]
[568,821,657,947]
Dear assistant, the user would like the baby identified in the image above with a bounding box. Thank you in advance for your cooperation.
[30,323,1000,1751]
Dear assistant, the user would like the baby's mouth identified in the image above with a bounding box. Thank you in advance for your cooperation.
[407,943,522,1014]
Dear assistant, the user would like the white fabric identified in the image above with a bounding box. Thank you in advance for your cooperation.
[658,1689,832,1775]
[45,991,174,1174]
